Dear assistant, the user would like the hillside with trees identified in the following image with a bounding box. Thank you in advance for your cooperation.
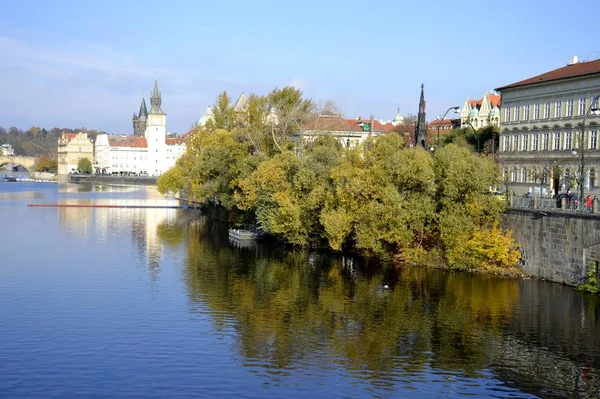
[158,87,520,273]
[0,126,106,158]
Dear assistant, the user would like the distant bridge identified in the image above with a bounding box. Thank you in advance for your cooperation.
[0,155,37,171]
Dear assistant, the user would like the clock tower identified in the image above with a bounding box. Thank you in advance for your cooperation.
[145,79,167,176]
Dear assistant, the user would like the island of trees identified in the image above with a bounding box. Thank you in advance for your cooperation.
[157,87,520,273]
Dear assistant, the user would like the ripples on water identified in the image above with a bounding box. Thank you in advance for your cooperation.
[1,182,599,398]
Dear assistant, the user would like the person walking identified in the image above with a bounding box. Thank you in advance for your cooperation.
[586,195,592,211]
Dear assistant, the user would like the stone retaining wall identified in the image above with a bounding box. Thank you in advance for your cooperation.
[502,208,600,286]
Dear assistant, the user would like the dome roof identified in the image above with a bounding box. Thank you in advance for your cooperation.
[199,106,215,127]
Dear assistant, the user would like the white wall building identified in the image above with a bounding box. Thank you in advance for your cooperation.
[95,80,186,176]
[496,57,600,196]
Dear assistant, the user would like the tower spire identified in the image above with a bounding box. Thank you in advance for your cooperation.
[415,84,427,148]
[149,79,164,114]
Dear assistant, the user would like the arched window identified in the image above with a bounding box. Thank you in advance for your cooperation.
[522,167,528,182]
[512,167,518,182]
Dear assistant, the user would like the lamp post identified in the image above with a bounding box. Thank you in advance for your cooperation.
[463,121,479,153]
[436,106,460,146]
[579,94,600,207]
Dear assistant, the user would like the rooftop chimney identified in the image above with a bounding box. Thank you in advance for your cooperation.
[567,56,579,66]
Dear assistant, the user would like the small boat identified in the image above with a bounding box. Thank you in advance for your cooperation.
[2,176,17,182]
[228,225,266,241]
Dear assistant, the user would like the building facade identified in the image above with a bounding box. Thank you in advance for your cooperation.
[1,143,14,156]
[460,91,501,129]
[299,114,394,149]
[57,132,95,175]
[496,57,600,196]
[427,118,461,143]
[95,80,186,176]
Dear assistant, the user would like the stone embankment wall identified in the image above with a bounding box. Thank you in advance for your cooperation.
[67,174,157,186]
[502,208,600,286]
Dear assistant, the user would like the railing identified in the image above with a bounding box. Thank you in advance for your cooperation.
[509,195,597,213]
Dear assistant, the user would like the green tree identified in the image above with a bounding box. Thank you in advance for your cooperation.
[77,157,92,174]
[212,91,236,131]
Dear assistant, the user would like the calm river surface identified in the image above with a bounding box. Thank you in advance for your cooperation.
[1,181,600,398]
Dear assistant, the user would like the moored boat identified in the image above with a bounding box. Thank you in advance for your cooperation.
[228,226,266,241]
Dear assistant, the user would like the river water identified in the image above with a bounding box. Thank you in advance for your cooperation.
[1,182,599,398]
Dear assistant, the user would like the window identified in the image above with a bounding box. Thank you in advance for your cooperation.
[553,132,560,150]
[544,102,551,119]
[590,169,596,190]
[593,97,599,109]
[512,167,518,182]
[555,100,562,118]
[543,132,550,150]
[524,104,530,120]
[534,103,540,119]
[513,134,519,151]
[579,97,586,115]
[567,99,573,117]
[505,107,511,122]
[503,136,510,151]
[565,131,572,149]
[592,130,598,149]
[523,134,529,151]
[533,133,539,151]
[515,106,520,121]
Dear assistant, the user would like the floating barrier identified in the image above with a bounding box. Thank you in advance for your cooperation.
[27,203,201,209]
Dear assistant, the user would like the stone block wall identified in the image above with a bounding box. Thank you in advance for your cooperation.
[502,209,600,286]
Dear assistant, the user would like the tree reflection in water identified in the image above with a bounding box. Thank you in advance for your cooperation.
[156,215,600,397]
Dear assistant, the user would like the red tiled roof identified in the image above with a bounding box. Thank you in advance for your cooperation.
[166,137,186,145]
[303,117,395,133]
[427,119,455,128]
[108,135,147,148]
[468,94,501,109]
[62,132,78,141]
[496,59,600,91]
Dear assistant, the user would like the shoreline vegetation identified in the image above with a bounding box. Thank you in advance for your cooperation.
[158,87,521,275]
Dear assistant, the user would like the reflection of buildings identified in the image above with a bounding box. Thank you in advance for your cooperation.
[57,191,181,277]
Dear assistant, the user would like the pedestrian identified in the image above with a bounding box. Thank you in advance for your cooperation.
[586,195,592,211]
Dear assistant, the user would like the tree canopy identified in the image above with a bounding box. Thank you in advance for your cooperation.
[159,87,520,273]
[77,157,92,174]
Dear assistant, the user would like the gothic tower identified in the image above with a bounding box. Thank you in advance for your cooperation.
[133,98,148,136]
[415,84,427,149]
[145,79,167,176]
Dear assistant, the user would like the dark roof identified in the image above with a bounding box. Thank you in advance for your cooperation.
[496,59,600,91]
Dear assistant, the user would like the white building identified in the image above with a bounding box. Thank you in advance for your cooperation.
[95,80,186,176]
[496,56,600,196]
[1,143,14,156]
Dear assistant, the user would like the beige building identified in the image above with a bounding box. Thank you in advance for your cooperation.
[460,91,502,129]
[496,57,600,196]
[57,132,95,176]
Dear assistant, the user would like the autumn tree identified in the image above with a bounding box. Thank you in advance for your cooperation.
[77,157,93,174]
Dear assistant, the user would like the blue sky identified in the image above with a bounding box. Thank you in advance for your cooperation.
[1,0,599,134]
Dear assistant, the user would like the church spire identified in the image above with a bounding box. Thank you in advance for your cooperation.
[415,84,427,148]
[139,98,148,117]
[149,79,164,114]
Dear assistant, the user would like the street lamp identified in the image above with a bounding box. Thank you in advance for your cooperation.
[579,94,600,207]
[463,121,479,153]
[436,106,461,146]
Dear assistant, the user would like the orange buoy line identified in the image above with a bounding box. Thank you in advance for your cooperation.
[27,203,201,209]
